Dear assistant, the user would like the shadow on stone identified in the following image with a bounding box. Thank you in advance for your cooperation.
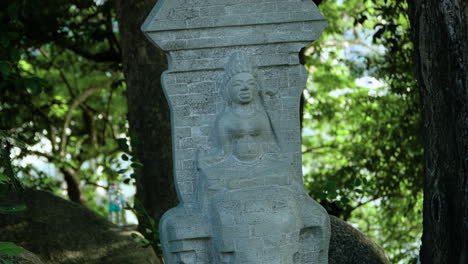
[0,189,161,264]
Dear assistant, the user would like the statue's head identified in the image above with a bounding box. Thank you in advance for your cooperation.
[222,52,259,105]
[226,72,257,105]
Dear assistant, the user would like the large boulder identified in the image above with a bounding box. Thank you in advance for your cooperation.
[329,215,390,264]
[1,189,389,264]
[0,247,45,264]
[0,189,161,264]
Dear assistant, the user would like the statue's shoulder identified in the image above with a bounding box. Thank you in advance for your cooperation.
[216,109,238,130]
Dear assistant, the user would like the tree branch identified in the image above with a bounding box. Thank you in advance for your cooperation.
[29,150,60,163]
[105,9,121,56]
[57,40,121,63]
[101,83,116,144]
[84,179,108,190]
[59,80,114,157]
[302,144,337,154]
[61,167,89,207]
[60,70,76,98]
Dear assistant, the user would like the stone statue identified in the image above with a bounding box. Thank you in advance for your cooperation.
[203,52,279,163]
[159,53,330,264]
[141,0,330,262]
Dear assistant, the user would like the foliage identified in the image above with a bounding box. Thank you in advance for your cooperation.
[0,242,23,264]
[0,132,27,213]
[0,0,127,212]
[1,0,423,263]
[129,199,162,254]
[0,242,22,257]
[303,0,422,263]
[115,136,162,256]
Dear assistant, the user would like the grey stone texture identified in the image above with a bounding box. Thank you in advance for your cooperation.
[328,216,390,264]
[0,189,161,264]
[142,1,330,263]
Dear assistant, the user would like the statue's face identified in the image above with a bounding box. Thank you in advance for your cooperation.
[227,73,257,105]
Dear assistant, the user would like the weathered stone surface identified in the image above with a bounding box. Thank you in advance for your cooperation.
[142,0,326,209]
[142,1,330,263]
[329,216,390,264]
[0,189,161,264]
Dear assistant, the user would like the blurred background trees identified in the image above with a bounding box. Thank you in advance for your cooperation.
[303,1,423,262]
[0,0,126,214]
[0,0,423,263]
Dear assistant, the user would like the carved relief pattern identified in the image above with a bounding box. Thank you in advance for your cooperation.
[159,53,330,264]
[142,0,330,262]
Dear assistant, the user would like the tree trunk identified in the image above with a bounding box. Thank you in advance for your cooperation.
[117,0,177,237]
[61,167,89,207]
[408,1,468,263]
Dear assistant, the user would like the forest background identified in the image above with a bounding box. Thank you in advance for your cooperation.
[0,0,423,263]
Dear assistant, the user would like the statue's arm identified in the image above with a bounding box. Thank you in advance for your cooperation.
[261,112,280,151]
[217,117,233,158]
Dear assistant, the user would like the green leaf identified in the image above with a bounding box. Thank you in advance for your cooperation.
[0,175,10,184]
[130,232,151,245]
[117,169,127,174]
[69,160,79,169]
[117,138,129,151]
[131,161,143,169]
[341,197,351,204]
[0,242,23,256]
[354,178,362,187]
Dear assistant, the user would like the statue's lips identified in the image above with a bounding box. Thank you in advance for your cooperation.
[239,91,252,100]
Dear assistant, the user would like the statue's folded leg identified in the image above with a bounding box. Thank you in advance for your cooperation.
[160,206,212,264]
[299,196,331,264]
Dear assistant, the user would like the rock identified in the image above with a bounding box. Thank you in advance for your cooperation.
[329,215,390,264]
[0,248,45,264]
[0,189,161,264]
[0,190,388,264]
[142,1,330,262]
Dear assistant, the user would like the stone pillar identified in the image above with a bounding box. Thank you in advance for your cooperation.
[142,1,329,263]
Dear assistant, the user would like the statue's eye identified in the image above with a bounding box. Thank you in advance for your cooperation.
[233,81,243,88]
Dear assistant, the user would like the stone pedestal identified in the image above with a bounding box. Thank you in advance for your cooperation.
[142,1,330,263]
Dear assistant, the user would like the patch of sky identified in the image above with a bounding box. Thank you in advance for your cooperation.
[328,87,354,97]
[12,137,61,185]
[94,0,108,6]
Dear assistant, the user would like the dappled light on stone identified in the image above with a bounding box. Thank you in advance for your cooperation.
[142,1,330,263]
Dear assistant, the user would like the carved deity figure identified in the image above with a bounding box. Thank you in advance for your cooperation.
[160,52,330,264]
[207,52,278,163]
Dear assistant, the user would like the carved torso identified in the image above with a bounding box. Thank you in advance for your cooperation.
[157,52,330,264]
[219,109,271,162]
